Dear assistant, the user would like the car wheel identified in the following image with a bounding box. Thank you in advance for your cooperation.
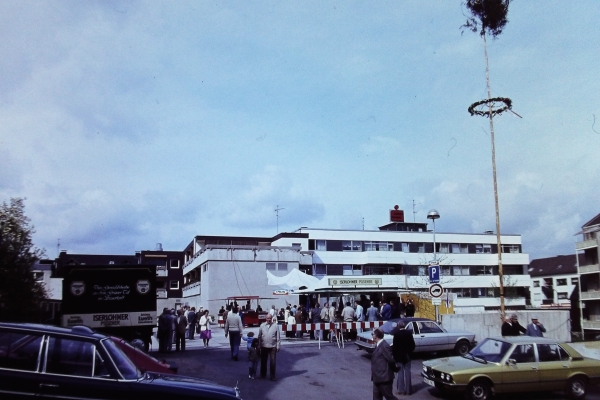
[566,376,587,399]
[466,379,491,400]
[455,340,470,356]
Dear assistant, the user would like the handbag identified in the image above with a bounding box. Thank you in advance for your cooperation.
[200,330,212,340]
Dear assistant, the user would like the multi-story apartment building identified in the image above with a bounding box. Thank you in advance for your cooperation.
[182,210,531,314]
[137,246,184,311]
[529,255,578,308]
[577,212,600,338]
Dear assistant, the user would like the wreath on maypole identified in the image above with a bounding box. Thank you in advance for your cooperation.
[468,96,512,117]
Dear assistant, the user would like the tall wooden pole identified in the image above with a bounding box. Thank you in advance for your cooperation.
[483,33,505,318]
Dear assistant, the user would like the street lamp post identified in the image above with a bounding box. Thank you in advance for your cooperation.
[427,209,440,322]
[428,209,440,263]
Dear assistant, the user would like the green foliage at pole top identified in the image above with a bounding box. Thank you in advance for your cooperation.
[0,198,47,322]
[462,0,510,38]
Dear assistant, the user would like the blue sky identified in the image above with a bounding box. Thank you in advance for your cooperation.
[1,1,599,260]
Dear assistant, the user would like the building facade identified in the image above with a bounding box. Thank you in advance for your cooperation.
[181,212,531,314]
[529,254,578,308]
[577,212,600,338]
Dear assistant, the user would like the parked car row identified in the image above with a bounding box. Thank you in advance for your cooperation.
[0,322,241,399]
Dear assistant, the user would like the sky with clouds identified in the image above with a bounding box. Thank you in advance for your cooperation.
[1,1,599,261]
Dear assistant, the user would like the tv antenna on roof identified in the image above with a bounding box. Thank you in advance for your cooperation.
[275,205,285,233]
[412,199,421,223]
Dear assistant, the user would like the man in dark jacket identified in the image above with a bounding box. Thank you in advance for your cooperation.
[502,314,526,336]
[392,321,416,396]
[405,299,415,317]
[187,307,197,340]
[509,314,527,335]
[371,328,396,400]
[158,307,173,352]
[175,309,188,351]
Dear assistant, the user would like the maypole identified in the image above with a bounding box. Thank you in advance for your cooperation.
[463,0,512,318]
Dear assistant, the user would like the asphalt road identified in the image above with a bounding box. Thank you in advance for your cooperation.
[154,331,600,400]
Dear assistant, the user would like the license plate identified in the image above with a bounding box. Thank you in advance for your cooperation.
[424,377,435,387]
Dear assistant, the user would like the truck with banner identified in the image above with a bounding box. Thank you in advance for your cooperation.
[61,265,157,350]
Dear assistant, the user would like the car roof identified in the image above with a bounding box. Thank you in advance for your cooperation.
[387,317,434,323]
[486,336,563,344]
[0,322,107,340]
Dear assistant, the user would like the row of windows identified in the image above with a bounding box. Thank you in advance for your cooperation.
[532,277,578,287]
[313,264,525,276]
[309,240,521,254]
[449,287,526,298]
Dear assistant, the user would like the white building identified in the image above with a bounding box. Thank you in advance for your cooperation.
[577,212,600,338]
[181,210,531,314]
[528,254,578,308]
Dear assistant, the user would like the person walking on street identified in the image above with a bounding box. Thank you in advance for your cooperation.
[199,309,214,347]
[525,316,546,337]
[258,313,281,381]
[224,306,243,360]
[175,309,188,351]
[248,338,260,379]
[371,328,396,400]
[392,321,416,396]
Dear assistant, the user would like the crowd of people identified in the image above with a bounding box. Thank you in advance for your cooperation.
[157,305,215,352]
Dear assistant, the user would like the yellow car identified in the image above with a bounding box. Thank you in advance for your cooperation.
[422,336,600,400]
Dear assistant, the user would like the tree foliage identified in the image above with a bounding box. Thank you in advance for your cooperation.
[463,0,510,38]
[0,198,47,322]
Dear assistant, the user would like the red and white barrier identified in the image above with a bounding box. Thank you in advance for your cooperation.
[281,321,384,332]
[280,321,384,349]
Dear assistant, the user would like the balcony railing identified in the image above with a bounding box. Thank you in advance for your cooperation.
[576,239,598,250]
[582,320,600,330]
[182,281,201,297]
[580,264,600,274]
[156,265,168,277]
[156,288,167,299]
[581,291,600,300]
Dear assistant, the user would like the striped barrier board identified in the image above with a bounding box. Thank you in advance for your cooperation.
[281,321,384,332]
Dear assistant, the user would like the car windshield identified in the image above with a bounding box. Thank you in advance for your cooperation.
[469,338,512,363]
[102,338,142,380]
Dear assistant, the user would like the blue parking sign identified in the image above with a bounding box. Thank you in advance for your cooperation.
[428,264,440,283]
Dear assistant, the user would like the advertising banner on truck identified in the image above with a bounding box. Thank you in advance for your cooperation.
[62,265,156,328]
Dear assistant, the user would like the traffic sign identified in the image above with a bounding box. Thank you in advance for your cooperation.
[429,283,444,298]
[428,264,440,283]
[431,298,442,305]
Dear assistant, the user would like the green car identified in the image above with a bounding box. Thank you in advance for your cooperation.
[422,336,600,400]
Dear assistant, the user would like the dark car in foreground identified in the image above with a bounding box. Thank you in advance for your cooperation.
[0,322,240,399]
[355,317,477,356]
[422,336,600,400]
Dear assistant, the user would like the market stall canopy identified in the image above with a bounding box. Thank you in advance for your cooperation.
[266,269,321,290]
